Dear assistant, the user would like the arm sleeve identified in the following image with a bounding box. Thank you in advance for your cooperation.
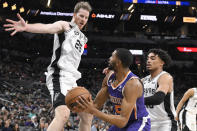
[144,91,166,105]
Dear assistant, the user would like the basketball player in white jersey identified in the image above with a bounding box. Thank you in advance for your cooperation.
[142,49,177,131]
[175,87,197,131]
[4,2,93,131]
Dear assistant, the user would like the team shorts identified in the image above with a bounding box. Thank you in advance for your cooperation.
[46,72,77,108]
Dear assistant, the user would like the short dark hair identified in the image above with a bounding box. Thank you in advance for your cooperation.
[74,1,92,13]
[148,49,172,68]
[115,48,133,68]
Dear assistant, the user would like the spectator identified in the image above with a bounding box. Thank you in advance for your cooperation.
[2,119,12,131]
[13,123,19,131]
[91,121,99,131]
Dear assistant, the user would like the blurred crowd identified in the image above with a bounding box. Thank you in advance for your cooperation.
[0,48,196,131]
[0,48,112,131]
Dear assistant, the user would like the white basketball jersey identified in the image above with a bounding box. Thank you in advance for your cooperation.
[47,22,87,80]
[185,88,197,114]
[143,71,176,123]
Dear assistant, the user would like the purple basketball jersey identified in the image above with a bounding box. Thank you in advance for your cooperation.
[107,71,149,125]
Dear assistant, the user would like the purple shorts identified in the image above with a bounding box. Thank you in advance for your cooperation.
[108,117,151,131]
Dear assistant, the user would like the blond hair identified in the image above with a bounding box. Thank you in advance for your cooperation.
[74,1,92,13]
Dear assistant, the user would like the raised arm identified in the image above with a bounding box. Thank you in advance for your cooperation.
[145,73,173,105]
[4,13,69,36]
[93,72,110,109]
[175,88,194,121]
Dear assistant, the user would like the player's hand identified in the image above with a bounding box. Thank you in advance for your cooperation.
[3,13,27,36]
[76,95,95,114]
[102,67,110,75]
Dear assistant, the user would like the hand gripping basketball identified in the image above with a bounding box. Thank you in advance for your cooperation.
[65,86,91,113]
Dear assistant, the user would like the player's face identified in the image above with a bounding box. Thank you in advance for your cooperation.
[108,51,118,70]
[146,53,164,71]
[74,8,89,30]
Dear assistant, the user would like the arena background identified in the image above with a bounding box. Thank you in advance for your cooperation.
[0,0,197,130]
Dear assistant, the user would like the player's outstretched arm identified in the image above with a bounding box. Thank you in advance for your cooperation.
[175,88,194,121]
[4,13,69,36]
[78,78,142,128]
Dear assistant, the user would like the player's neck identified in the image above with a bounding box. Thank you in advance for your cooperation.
[150,68,163,79]
[115,68,130,82]
[70,20,80,30]
[71,19,75,24]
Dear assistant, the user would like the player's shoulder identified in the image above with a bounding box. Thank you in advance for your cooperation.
[159,71,173,81]
[124,77,143,97]
[126,77,142,88]
[55,20,69,26]
[55,21,70,31]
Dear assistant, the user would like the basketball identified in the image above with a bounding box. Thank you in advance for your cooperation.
[65,86,91,112]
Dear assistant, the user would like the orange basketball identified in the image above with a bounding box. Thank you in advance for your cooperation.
[65,86,91,112]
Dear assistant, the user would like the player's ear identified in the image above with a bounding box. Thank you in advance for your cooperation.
[117,59,121,66]
[73,13,77,18]
[160,60,165,67]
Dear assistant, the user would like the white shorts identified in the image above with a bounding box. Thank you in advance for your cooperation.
[46,72,77,96]
[179,109,197,131]
[151,120,177,131]
[45,71,78,108]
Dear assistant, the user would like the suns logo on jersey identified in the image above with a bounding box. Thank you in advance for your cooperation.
[109,95,122,105]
